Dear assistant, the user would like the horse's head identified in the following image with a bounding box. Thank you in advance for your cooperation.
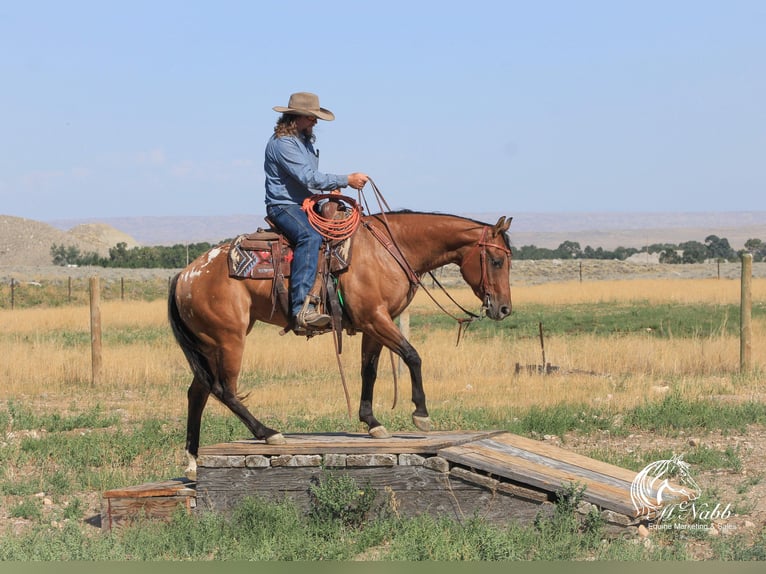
[459,216,513,320]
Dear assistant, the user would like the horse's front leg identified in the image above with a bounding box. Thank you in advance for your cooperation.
[360,330,431,437]
[398,338,431,432]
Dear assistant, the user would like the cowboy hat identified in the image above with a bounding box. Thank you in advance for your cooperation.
[273,92,335,121]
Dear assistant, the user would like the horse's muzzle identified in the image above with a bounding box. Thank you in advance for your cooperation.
[484,297,512,320]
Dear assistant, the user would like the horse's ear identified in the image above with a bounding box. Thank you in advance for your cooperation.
[493,216,511,235]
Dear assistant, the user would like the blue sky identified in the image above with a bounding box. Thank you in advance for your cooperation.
[1,1,764,221]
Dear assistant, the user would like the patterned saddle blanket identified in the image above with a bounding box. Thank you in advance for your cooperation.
[228,229,352,280]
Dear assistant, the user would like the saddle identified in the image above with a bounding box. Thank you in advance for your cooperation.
[227,224,353,332]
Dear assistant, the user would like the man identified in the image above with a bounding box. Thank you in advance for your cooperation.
[264,92,368,330]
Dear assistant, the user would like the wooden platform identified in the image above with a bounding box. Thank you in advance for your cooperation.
[193,431,645,527]
[101,478,196,531]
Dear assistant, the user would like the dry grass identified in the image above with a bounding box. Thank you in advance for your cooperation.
[514,277,766,306]
[1,278,764,429]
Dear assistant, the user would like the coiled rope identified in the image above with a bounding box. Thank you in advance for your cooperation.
[302,192,363,240]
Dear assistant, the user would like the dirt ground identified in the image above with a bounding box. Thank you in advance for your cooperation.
[563,426,766,557]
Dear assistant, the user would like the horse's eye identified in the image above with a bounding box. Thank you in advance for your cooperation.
[491,258,504,269]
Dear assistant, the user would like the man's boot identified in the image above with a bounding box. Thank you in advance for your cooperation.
[296,296,331,329]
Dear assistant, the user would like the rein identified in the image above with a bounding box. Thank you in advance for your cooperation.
[361,178,497,344]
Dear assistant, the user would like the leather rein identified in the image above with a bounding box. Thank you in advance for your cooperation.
[361,179,512,343]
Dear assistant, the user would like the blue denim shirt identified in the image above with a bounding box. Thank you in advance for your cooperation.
[264,134,349,207]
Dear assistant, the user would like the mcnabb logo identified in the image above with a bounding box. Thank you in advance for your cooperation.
[630,454,702,519]
[630,454,736,532]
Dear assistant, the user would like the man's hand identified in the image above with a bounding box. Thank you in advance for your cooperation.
[347,172,369,190]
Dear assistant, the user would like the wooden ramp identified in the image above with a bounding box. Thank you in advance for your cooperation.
[193,431,645,527]
[438,432,638,516]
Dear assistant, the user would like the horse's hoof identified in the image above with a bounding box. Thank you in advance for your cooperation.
[369,426,391,439]
[266,432,286,445]
[412,415,432,432]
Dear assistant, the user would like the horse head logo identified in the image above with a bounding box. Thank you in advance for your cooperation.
[630,454,702,518]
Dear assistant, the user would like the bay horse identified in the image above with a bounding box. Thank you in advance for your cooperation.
[168,211,512,478]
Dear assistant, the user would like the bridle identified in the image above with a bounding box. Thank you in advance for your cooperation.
[458,225,513,311]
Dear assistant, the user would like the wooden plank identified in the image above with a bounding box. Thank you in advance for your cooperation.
[197,466,475,494]
[483,433,640,483]
[198,430,503,458]
[103,478,195,499]
[101,494,193,531]
[449,467,549,503]
[459,437,636,491]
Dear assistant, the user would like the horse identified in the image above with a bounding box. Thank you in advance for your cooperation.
[168,211,513,479]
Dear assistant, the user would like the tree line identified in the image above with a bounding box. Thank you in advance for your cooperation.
[51,234,766,268]
[516,235,766,263]
[50,241,218,268]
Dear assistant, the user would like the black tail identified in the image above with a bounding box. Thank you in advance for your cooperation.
[168,273,214,391]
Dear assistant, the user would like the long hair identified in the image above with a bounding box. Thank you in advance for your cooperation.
[274,113,316,143]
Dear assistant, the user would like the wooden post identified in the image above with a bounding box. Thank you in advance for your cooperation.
[740,253,752,372]
[579,261,583,283]
[10,278,15,310]
[121,277,125,300]
[90,276,103,386]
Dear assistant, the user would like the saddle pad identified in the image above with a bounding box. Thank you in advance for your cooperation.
[228,230,353,280]
[228,232,293,279]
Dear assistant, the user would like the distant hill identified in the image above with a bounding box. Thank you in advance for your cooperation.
[46,211,766,250]
[0,215,139,266]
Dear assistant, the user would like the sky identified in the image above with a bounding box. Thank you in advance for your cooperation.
[1,0,764,221]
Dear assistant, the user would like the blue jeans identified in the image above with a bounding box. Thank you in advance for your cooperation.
[266,204,323,317]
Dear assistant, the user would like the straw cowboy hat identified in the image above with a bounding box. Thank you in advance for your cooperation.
[273,92,335,121]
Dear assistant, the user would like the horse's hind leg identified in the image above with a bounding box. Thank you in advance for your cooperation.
[359,335,389,437]
[211,344,286,446]
[211,382,285,445]
[184,376,210,480]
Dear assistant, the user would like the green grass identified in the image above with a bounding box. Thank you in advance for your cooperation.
[414,302,766,340]
[0,326,170,348]
[2,395,766,560]
[622,392,766,434]
[0,482,689,561]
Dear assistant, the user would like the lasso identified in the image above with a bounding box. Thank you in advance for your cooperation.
[302,192,363,241]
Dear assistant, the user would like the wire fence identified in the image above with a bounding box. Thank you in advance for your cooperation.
[3,274,175,309]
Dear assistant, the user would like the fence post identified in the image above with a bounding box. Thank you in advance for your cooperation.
[90,276,103,386]
[740,253,752,372]
[10,278,15,310]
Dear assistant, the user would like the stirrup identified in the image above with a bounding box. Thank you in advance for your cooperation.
[296,296,330,329]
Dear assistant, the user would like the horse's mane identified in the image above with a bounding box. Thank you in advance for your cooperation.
[365,210,513,251]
